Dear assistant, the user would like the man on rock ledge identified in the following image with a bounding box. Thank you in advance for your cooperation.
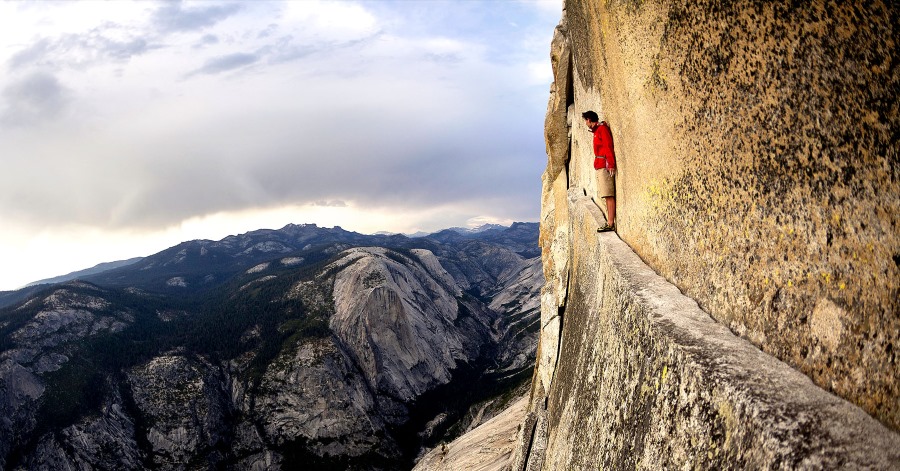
[583,110,616,232]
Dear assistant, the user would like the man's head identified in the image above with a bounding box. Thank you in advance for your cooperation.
[582,110,599,130]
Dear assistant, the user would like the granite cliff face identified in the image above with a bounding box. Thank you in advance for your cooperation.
[561,0,898,428]
[0,224,542,470]
[505,0,899,469]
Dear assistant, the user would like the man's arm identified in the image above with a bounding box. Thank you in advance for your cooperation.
[599,123,616,169]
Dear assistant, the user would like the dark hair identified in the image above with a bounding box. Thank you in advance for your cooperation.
[581,110,599,122]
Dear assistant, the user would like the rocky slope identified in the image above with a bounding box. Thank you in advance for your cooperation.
[0,223,542,470]
[413,396,528,471]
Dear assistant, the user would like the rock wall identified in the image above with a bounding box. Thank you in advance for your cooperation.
[512,0,900,468]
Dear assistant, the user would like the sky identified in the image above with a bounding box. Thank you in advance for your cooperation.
[0,0,560,291]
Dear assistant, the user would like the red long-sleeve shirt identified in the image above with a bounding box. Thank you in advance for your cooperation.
[592,121,616,170]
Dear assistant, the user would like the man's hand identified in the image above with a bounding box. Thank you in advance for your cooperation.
[607,168,617,178]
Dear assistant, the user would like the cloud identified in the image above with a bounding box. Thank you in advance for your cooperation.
[104,37,152,61]
[152,1,242,33]
[0,72,70,125]
[311,200,348,208]
[7,33,155,72]
[281,1,378,39]
[189,52,259,76]
[525,0,563,14]
[7,38,54,70]
[257,24,277,39]
[195,34,220,47]
[0,0,555,234]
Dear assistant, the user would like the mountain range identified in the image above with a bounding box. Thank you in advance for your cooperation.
[24,258,145,288]
[0,222,542,470]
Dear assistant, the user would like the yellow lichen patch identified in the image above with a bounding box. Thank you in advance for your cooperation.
[717,401,738,450]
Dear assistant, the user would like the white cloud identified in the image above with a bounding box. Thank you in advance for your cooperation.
[0,1,147,44]
[521,0,562,14]
[281,0,378,39]
[527,59,553,86]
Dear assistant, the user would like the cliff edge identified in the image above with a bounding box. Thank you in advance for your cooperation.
[509,0,899,469]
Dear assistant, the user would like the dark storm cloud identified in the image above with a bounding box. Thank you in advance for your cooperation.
[188,52,259,76]
[1,72,70,125]
[153,1,242,33]
[54,95,545,231]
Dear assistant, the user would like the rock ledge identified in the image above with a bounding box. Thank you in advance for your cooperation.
[513,191,900,470]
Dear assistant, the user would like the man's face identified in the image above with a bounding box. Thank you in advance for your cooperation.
[584,118,598,131]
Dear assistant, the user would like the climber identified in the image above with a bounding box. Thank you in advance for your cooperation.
[582,110,616,232]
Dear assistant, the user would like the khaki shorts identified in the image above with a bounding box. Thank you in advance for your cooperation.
[597,168,616,198]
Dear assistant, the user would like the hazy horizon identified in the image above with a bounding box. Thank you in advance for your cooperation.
[0,0,559,290]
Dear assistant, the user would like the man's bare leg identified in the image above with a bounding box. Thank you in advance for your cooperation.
[606,196,616,227]
[598,196,616,232]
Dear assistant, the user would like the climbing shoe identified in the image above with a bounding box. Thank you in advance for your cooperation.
[597,223,615,233]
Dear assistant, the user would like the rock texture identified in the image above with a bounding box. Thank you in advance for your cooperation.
[506,0,900,468]
[412,396,528,471]
[24,389,143,470]
[127,355,232,469]
[489,257,542,373]
[253,337,389,458]
[329,247,491,403]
